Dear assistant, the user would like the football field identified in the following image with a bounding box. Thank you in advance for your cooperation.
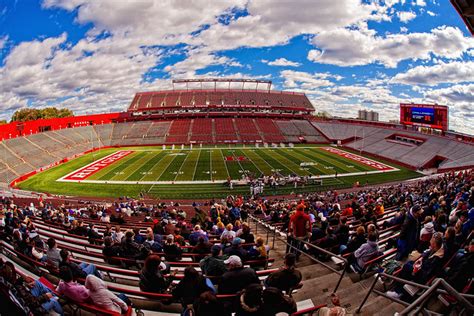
[18,145,420,199]
[58,146,397,184]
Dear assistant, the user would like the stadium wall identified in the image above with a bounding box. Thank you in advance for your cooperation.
[0,112,128,139]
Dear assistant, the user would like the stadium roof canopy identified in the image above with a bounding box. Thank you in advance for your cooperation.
[451,0,474,35]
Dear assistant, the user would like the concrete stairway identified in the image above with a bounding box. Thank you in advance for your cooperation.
[254,220,406,315]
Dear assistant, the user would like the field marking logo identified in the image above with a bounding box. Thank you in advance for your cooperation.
[59,150,134,181]
[320,147,397,171]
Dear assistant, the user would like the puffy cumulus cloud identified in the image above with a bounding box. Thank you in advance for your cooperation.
[397,11,417,23]
[415,0,426,6]
[280,70,342,90]
[392,61,474,85]
[190,0,378,51]
[262,58,301,67]
[43,0,245,47]
[309,26,474,68]
[413,84,474,134]
[424,84,474,103]
[164,50,242,78]
[0,32,166,115]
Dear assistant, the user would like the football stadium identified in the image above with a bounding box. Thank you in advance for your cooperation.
[0,1,473,316]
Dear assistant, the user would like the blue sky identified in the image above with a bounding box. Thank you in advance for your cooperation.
[0,0,473,133]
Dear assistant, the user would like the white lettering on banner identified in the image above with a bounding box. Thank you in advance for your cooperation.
[320,147,395,171]
[63,151,133,180]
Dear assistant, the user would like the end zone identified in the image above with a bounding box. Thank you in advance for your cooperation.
[320,147,398,171]
[58,150,134,182]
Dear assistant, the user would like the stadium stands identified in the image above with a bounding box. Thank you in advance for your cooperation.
[1,169,472,315]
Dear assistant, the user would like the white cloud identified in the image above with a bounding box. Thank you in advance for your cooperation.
[400,26,408,33]
[427,11,436,17]
[189,0,378,51]
[309,26,474,68]
[164,50,242,78]
[424,84,474,103]
[280,70,343,90]
[415,0,426,7]
[263,58,301,67]
[397,11,417,23]
[0,36,7,50]
[392,61,474,85]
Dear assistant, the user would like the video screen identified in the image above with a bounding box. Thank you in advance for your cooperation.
[411,107,435,124]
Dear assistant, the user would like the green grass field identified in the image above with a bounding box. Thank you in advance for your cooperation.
[17,145,422,199]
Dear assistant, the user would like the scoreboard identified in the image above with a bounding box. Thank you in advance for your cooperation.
[400,104,448,131]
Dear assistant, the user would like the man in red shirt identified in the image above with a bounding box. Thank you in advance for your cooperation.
[288,203,311,259]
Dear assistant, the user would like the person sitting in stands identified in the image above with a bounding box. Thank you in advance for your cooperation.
[172,266,213,312]
[249,237,268,259]
[56,266,90,303]
[387,232,445,299]
[46,237,62,269]
[139,254,174,293]
[445,238,474,291]
[261,286,297,315]
[194,290,230,316]
[189,225,208,246]
[112,225,124,243]
[221,224,236,242]
[120,230,149,260]
[85,275,129,314]
[341,226,366,255]
[443,226,460,261]
[352,232,380,270]
[31,239,47,262]
[59,249,102,280]
[163,234,182,262]
[24,276,64,315]
[264,253,302,294]
[200,244,228,278]
[102,236,120,263]
[224,237,248,260]
[237,223,255,245]
[87,223,103,245]
[236,283,263,316]
[418,216,435,252]
[133,227,146,244]
[219,255,260,294]
[193,236,213,262]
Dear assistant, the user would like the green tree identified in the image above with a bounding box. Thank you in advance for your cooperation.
[11,107,73,122]
[0,120,7,125]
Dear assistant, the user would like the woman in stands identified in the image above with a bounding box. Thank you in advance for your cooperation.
[85,274,129,314]
[163,234,183,262]
[341,226,366,255]
[56,266,90,303]
[352,232,380,271]
[139,254,174,293]
[172,266,214,312]
[387,232,445,299]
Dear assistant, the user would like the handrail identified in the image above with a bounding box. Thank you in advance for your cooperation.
[398,278,474,316]
[356,272,474,314]
[249,214,348,293]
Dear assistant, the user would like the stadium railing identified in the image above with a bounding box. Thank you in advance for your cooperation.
[356,273,474,315]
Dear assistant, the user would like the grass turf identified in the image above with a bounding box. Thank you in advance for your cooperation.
[17,145,422,199]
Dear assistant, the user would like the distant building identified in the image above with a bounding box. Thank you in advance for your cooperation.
[358,109,379,122]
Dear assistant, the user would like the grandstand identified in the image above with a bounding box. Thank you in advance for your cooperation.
[0,78,473,315]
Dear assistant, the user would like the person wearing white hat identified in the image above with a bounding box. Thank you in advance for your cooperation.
[218,255,260,294]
